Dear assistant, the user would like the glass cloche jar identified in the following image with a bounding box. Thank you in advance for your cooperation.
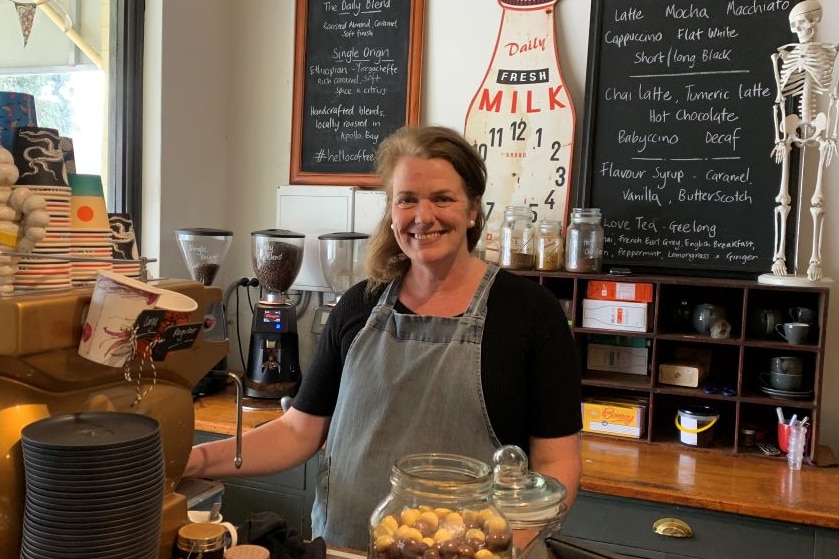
[490,445,567,532]
[370,453,514,559]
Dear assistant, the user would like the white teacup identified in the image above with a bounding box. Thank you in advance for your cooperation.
[187,510,238,547]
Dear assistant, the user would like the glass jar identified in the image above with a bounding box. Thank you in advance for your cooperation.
[564,208,604,273]
[499,206,535,270]
[535,220,563,271]
[370,453,514,559]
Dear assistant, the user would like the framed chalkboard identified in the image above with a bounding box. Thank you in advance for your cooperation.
[577,0,799,277]
[290,0,425,186]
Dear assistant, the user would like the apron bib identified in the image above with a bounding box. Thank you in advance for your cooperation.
[313,263,502,549]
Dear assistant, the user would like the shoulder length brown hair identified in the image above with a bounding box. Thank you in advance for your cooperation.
[365,125,487,293]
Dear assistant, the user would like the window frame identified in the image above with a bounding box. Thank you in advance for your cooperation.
[108,0,145,241]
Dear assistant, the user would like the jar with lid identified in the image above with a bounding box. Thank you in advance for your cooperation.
[535,220,563,271]
[564,208,604,273]
[370,453,514,559]
[499,206,535,270]
[172,523,226,559]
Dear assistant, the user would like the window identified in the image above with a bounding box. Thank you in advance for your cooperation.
[0,0,143,228]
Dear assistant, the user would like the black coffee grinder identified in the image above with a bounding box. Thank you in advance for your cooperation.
[175,227,233,398]
[246,229,305,399]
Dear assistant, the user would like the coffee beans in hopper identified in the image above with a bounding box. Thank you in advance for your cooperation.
[254,241,303,292]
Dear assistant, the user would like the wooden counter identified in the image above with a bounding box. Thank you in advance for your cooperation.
[193,384,839,530]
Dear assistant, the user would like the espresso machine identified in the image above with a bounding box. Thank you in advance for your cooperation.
[175,228,233,397]
[245,229,305,399]
[312,232,369,334]
[0,278,229,558]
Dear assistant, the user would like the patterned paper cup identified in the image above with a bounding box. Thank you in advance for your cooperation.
[78,271,197,367]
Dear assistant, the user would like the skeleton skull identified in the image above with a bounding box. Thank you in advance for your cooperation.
[789,0,822,43]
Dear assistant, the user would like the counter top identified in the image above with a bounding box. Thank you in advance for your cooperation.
[194,384,839,530]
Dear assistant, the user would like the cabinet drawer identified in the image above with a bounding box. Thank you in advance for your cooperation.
[562,492,814,559]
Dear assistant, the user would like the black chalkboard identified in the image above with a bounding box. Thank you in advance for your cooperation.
[577,0,800,276]
[290,0,424,186]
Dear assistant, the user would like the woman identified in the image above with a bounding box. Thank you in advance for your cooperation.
[185,125,582,550]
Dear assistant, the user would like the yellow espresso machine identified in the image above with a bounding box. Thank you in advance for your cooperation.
[0,279,228,558]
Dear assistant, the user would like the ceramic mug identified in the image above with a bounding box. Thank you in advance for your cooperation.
[692,303,727,334]
[748,308,783,338]
[760,371,803,391]
[789,307,816,325]
[776,322,810,345]
[769,356,803,376]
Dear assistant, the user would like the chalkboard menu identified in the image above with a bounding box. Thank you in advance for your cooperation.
[290,0,424,186]
[578,0,799,276]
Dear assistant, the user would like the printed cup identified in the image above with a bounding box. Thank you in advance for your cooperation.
[69,173,110,230]
[78,270,197,367]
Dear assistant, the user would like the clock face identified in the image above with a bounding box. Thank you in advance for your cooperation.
[463,7,575,262]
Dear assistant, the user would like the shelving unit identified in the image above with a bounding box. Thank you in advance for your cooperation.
[516,270,830,462]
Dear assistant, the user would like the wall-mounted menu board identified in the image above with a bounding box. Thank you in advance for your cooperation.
[290,0,424,186]
[577,0,798,276]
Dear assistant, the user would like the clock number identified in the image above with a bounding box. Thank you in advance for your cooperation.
[535,128,543,148]
[550,141,562,161]
[555,166,567,188]
[485,201,495,222]
[489,127,504,147]
[544,190,556,210]
[475,142,488,161]
[528,203,538,223]
[510,119,527,142]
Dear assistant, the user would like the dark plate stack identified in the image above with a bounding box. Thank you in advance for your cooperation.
[20,412,165,559]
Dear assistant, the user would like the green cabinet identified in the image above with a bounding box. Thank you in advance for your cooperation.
[562,491,838,559]
[193,431,322,539]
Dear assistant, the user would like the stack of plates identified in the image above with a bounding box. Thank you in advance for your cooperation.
[20,412,165,559]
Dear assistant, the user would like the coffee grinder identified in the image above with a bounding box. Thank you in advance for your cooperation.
[312,232,369,335]
[175,228,233,397]
[246,229,305,399]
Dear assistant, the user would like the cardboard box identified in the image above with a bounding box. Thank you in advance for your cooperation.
[658,362,708,387]
[587,344,649,375]
[582,299,648,332]
[587,280,654,303]
[582,398,647,438]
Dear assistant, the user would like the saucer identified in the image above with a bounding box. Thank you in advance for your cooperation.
[758,381,813,400]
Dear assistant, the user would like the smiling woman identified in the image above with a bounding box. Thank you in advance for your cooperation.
[0,0,144,222]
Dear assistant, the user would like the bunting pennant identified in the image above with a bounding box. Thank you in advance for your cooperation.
[13,2,38,47]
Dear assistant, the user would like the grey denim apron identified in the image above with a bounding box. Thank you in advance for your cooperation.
[312,263,502,550]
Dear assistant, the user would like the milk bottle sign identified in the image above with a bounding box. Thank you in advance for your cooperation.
[464,0,575,263]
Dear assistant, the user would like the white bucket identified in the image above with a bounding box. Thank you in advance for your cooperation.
[676,405,719,447]
[78,271,197,367]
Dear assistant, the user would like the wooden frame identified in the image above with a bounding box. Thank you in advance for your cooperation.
[575,0,798,278]
[289,0,425,186]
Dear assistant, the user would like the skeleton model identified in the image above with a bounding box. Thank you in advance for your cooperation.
[770,0,839,281]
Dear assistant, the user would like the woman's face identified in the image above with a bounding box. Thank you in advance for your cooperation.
[390,156,478,267]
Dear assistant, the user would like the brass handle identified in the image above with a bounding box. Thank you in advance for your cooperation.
[653,518,693,538]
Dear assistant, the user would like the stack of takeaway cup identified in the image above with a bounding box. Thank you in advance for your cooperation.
[68,173,112,286]
[0,91,37,151]
[108,213,142,279]
[10,126,73,291]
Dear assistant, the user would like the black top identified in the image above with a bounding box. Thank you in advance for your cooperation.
[294,269,583,454]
